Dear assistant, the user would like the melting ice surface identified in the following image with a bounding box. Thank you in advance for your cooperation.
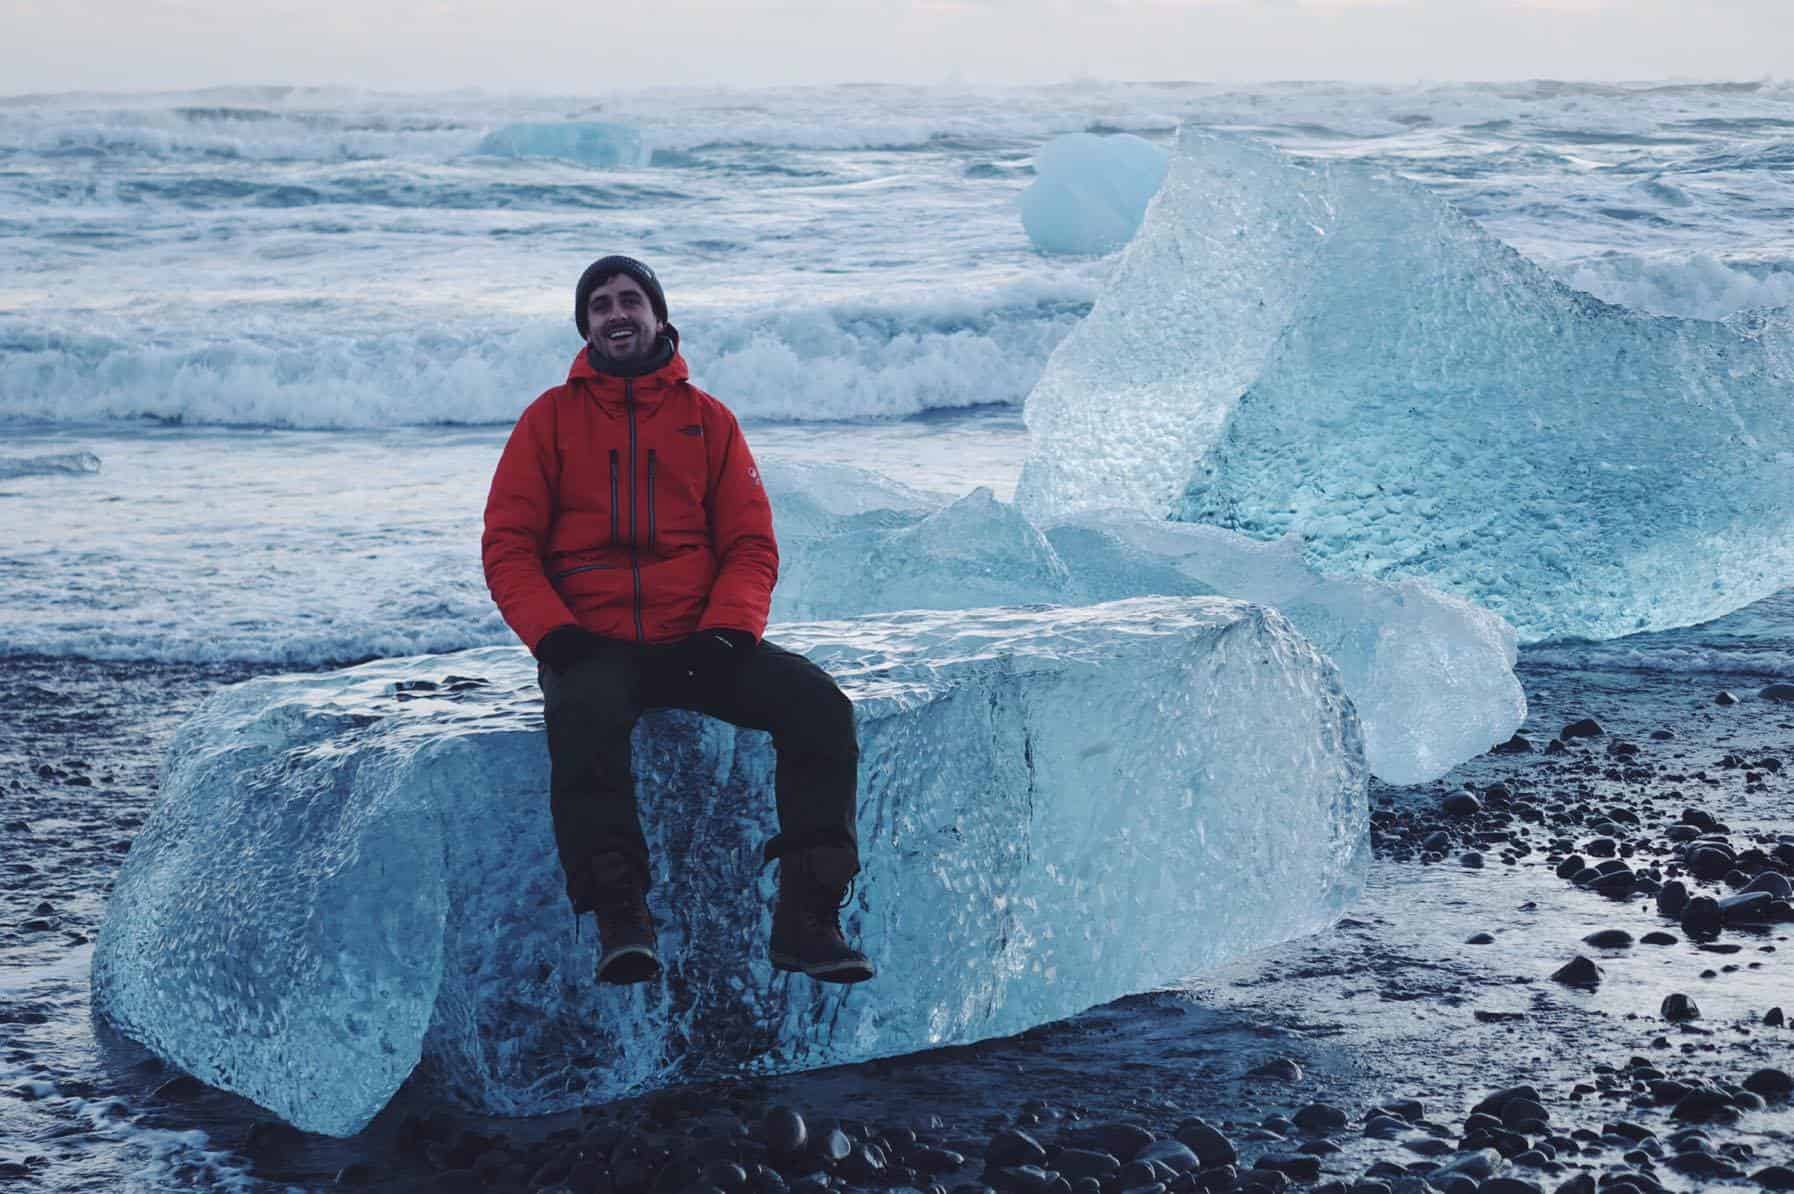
[1019,132,1169,256]
[773,479,1521,786]
[93,599,1368,1136]
[472,121,649,166]
[1016,131,1794,643]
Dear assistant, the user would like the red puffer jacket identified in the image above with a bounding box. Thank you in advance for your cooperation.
[482,348,778,651]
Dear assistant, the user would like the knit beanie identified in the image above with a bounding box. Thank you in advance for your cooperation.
[574,255,668,337]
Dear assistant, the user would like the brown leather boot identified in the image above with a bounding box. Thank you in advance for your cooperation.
[770,845,875,983]
[588,852,660,985]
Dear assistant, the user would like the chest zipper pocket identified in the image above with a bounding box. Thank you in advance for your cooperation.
[551,562,613,583]
[646,449,658,551]
[608,449,620,546]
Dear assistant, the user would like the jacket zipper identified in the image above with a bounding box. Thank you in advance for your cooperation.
[646,449,658,552]
[607,449,619,546]
[626,380,645,642]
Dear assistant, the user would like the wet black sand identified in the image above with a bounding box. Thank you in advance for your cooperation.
[2,655,1792,1192]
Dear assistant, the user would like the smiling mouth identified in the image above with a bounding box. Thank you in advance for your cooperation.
[604,326,637,343]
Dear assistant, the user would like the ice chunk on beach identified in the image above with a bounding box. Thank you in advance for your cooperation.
[758,458,944,542]
[1016,130,1794,642]
[773,485,1520,785]
[1048,513,1523,786]
[94,599,1366,1136]
[1019,132,1169,256]
[774,487,1069,620]
[473,121,648,167]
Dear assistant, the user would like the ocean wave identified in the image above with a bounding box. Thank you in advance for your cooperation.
[0,290,1091,429]
[1560,253,1794,319]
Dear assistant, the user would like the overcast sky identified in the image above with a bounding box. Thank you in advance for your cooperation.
[7,0,1791,94]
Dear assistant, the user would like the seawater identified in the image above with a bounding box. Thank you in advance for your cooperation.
[5,78,1794,664]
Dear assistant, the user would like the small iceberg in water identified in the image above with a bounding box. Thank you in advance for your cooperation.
[473,121,648,167]
[0,451,101,480]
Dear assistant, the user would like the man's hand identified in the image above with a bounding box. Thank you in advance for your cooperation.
[672,629,755,687]
[535,625,610,675]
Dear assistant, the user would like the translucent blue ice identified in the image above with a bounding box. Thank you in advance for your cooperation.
[1017,131,1794,642]
[771,484,1520,785]
[1019,132,1169,256]
[473,122,648,167]
[93,599,1366,1135]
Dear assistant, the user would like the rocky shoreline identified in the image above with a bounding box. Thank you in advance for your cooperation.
[1,655,1791,1192]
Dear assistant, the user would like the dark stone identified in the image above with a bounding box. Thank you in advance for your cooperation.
[1758,683,1794,701]
[1671,1088,1735,1123]
[1493,735,1534,755]
[1715,690,1739,705]
[1560,718,1604,739]
[1679,896,1723,939]
[911,1148,970,1173]
[815,1129,853,1164]
[1051,1150,1119,1181]
[1555,855,1587,879]
[1461,852,1485,869]
[1244,1058,1303,1083]
[1583,837,1618,858]
[1687,847,1733,880]
[1173,1122,1235,1169]
[1664,1151,1743,1178]
[1134,1141,1199,1174]
[1753,1165,1794,1190]
[334,1161,376,1185]
[990,1165,1056,1194]
[1742,1068,1793,1099]
[986,1131,1047,1169]
[762,1108,807,1156]
[1655,880,1688,917]
[1061,1124,1153,1162]
[1466,932,1496,944]
[1640,931,1678,945]
[1442,791,1483,816]
[1660,993,1699,1022]
[702,1163,749,1190]
[1291,1103,1347,1133]
[1478,1180,1544,1194]
[1253,1155,1320,1182]
[1765,1006,1786,1027]
[1746,872,1794,900]
[1551,956,1602,989]
[1719,891,1777,924]
[1500,1099,1550,1129]
[1582,929,1632,948]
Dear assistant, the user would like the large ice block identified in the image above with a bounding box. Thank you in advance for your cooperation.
[773,487,1521,785]
[1016,131,1794,642]
[93,599,1367,1136]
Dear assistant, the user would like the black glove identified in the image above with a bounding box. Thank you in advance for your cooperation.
[672,628,755,686]
[535,625,610,675]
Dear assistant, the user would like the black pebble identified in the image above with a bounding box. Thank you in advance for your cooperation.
[1742,1068,1793,1099]
[1583,929,1632,948]
[1551,956,1602,989]
[1661,993,1700,1022]
[1680,896,1722,939]
[1561,718,1604,739]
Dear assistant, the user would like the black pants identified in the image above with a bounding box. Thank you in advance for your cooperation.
[539,638,860,911]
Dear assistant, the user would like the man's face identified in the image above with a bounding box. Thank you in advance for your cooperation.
[585,275,665,365]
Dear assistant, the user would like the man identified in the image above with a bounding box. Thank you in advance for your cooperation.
[482,255,873,986]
